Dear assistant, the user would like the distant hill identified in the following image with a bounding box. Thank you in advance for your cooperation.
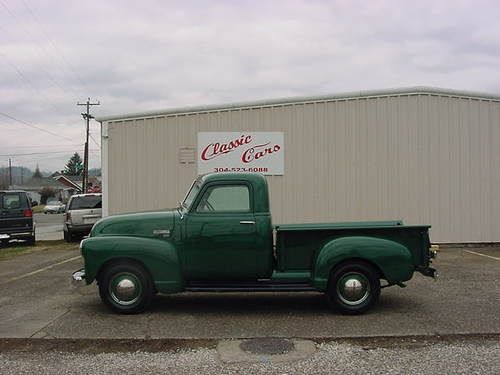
[0,166,100,188]
[0,166,52,187]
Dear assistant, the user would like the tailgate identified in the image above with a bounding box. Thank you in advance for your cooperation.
[82,211,101,225]
[410,226,438,277]
[70,209,101,225]
[411,226,432,268]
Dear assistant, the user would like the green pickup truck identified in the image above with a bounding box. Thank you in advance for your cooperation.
[73,173,438,314]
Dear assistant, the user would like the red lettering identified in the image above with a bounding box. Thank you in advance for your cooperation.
[201,134,253,161]
[241,143,281,163]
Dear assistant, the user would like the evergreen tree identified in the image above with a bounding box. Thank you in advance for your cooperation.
[33,165,43,178]
[64,153,83,176]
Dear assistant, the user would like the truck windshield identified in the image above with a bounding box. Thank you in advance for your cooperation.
[182,180,201,209]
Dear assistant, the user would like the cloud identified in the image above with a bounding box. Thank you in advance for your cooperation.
[0,0,499,171]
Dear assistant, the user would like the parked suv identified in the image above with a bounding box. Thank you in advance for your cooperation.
[63,193,102,242]
[0,190,35,246]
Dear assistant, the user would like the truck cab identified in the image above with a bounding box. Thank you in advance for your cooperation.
[75,173,438,315]
[179,173,273,281]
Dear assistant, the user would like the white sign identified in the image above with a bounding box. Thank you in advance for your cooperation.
[198,132,284,175]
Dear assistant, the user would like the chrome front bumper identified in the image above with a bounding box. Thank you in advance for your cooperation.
[71,269,86,287]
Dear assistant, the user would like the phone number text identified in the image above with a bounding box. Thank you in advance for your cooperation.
[213,167,269,173]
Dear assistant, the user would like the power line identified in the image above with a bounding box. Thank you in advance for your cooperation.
[0,150,99,157]
[0,49,68,117]
[0,112,76,142]
[89,133,100,149]
[0,144,83,150]
[0,0,85,98]
[20,0,90,92]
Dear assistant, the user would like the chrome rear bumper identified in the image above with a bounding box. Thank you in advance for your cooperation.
[419,266,440,280]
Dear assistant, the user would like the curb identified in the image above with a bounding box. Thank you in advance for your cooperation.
[0,333,498,354]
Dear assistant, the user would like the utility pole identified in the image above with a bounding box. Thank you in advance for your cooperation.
[8,158,12,188]
[77,98,100,193]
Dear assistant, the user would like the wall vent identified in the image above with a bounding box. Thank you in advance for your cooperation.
[178,147,195,165]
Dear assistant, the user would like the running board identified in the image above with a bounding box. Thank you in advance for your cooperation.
[185,281,316,292]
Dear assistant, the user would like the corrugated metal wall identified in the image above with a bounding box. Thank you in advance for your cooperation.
[103,94,500,243]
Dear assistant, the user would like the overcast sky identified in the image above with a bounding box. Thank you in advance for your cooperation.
[1,0,499,172]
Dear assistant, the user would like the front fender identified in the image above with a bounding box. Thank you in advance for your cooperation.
[81,236,184,293]
[312,236,413,291]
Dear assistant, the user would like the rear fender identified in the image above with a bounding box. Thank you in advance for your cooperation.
[312,236,413,291]
[81,236,183,293]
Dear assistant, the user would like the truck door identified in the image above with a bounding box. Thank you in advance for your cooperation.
[183,182,259,281]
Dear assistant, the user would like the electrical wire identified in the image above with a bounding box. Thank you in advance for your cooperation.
[0,112,76,142]
[0,0,85,98]
[0,150,99,157]
[0,144,83,150]
[21,0,90,92]
[89,133,101,149]
[0,49,69,117]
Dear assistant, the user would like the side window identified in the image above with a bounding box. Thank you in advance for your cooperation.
[3,194,21,209]
[196,185,250,212]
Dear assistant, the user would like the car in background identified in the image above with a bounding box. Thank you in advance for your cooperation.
[43,200,65,214]
[64,193,102,242]
[0,190,35,246]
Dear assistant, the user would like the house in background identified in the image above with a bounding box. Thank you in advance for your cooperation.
[10,177,69,204]
[52,174,82,201]
[9,174,101,204]
[52,174,101,197]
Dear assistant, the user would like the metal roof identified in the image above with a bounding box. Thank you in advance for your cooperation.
[96,86,500,122]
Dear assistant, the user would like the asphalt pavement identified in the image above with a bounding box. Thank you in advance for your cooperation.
[0,245,499,340]
[34,213,64,241]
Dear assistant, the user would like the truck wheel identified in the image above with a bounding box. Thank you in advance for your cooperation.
[327,261,380,315]
[98,262,154,314]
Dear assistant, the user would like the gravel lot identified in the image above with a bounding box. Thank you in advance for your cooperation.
[0,337,498,374]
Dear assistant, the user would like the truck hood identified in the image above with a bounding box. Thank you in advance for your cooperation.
[90,210,176,238]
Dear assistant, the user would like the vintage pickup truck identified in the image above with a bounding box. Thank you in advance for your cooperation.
[73,173,438,314]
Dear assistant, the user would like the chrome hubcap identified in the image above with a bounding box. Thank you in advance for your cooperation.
[337,273,370,306]
[109,273,141,306]
[116,279,136,300]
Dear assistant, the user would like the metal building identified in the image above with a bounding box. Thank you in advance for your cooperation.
[96,87,500,243]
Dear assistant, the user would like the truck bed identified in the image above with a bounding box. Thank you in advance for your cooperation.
[275,221,431,273]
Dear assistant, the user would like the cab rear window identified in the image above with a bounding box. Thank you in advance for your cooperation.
[69,195,102,210]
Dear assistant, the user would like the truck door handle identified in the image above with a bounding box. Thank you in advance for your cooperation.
[239,220,255,225]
